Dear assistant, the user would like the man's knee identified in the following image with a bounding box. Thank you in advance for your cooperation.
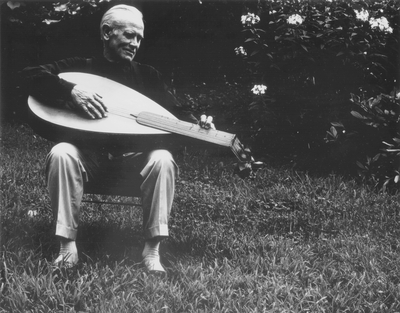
[46,143,82,178]
[149,149,173,163]
[48,143,80,160]
[144,149,177,175]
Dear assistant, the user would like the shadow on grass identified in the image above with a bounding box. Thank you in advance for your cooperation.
[3,212,181,267]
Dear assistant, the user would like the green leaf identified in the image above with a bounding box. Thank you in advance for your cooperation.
[300,44,308,52]
[245,38,257,43]
[351,111,366,119]
[329,126,336,136]
[7,1,21,9]
[43,19,61,24]
[382,141,394,147]
[369,96,381,107]
[370,53,388,59]
[356,161,365,169]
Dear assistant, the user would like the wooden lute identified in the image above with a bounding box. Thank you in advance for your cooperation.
[28,72,251,163]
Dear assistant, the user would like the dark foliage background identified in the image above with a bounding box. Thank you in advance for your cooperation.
[1,0,400,182]
[1,0,245,117]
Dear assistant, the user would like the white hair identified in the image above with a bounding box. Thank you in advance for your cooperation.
[100,5,143,39]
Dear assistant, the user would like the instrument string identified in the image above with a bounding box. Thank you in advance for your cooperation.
[106,106,139,119]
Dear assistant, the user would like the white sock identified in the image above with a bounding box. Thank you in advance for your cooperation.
[55,239,78,266]
[142,239,165,272]
[142,240,160,259]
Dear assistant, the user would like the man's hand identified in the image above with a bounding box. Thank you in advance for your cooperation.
[199,114,216,130]
[70,85,108,119]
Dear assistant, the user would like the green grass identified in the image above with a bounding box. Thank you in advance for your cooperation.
[2,122,400,312]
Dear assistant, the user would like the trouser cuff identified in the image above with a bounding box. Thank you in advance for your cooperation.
[56,223,78,240]
[144,224,169,239]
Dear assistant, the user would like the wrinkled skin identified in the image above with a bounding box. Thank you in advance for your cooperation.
[70,10,214,128]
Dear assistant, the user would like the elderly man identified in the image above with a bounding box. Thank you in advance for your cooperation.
[23,5,213,273]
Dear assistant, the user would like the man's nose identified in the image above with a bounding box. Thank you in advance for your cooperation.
[129,37,139,47]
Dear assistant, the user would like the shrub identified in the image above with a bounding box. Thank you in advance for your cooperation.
[349,89,400,190]
[234,0,399,164]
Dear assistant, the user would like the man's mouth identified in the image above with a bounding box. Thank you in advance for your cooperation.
[123,49,135,57]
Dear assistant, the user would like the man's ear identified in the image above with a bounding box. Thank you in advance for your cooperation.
[102,25,112,40]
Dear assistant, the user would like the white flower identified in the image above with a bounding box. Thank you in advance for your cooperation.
[287,14,304,25]
[234,46,247,56]
[369,16,393,33]
[354,8,369,22]
[54,3,68,12]
[241,13,260,27]
[251,84,267,95]
[28,210,38,217]
[43,19,61,24]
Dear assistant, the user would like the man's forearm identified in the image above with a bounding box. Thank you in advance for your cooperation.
[21,58,87,104]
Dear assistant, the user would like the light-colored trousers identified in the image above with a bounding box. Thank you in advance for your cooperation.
[45,142,177,241]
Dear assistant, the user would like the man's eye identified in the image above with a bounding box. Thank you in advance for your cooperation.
[126,33,138,39]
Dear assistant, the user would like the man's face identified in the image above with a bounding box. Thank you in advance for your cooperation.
[107,18,144,63]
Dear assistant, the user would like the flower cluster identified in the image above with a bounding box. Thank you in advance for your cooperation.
[369,16,393,33]
[354,8,369,22]
[287,14,304,25]
[251,84,267,95]
[241,13,260,27]
[353,8,393,33]
[234,46,247,56]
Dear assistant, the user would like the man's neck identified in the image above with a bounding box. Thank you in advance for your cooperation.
[103,50,132,68]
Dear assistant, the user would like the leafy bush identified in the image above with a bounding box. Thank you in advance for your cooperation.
[3,0,399,174]
[234,0,399,163]
[349,89,400,190]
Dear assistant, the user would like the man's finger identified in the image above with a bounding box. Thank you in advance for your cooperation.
[89,99,106,118]
[203,116,214,129]
[204,122,215,130]
[86,103,101,119]
[87,102,104,119]
[94,93,108,113]
[81,104,95,119]
[200,114,207,127]
[205,116,213,129]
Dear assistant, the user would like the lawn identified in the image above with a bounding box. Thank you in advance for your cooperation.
[1,121,400,312]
